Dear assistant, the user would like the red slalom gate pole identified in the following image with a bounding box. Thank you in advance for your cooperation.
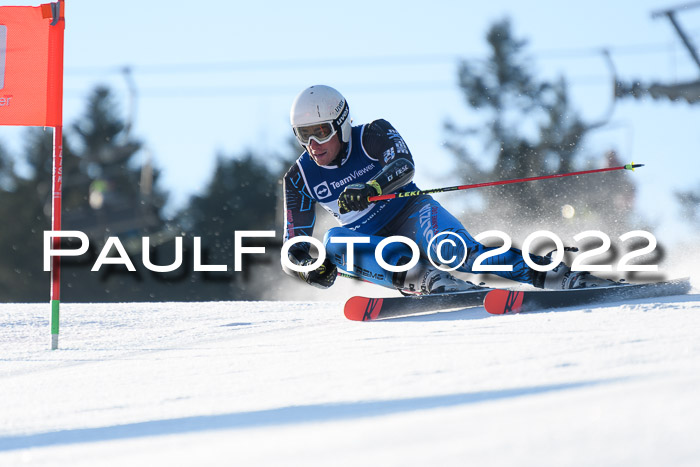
[368,163,644,202]
[50,125,63,350]
[48,1,66,350]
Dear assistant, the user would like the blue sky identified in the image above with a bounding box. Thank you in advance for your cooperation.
[2,0,699,243]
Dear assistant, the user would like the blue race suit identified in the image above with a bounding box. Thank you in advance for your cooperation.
[282,119,546,290]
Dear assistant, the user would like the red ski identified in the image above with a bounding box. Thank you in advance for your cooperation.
[344,288,490,321]
[483,278,691,315]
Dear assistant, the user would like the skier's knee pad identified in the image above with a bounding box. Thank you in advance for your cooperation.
[430,233,470,270]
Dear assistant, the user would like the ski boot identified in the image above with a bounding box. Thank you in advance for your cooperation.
[543,262,620,289]
[399,262,480,295]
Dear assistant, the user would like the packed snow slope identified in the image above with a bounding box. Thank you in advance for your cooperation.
[2,282,700,466]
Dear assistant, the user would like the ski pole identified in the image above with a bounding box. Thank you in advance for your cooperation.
[368,162,643,202]
[338,271,359,279]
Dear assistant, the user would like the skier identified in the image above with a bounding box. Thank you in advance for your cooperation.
[282,85,614,294]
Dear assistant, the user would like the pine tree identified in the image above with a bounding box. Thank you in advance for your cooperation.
[177,152,280,298]
[444,18,637,240]
[62,86,167,244]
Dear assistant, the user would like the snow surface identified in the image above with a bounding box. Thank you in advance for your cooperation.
[2,283,700,466]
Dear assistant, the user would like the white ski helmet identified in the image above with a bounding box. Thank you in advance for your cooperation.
[290,85,351,146]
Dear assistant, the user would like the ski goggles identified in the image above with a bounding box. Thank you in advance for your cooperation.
[293,122,337,146]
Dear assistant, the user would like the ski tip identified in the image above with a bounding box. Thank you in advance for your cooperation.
[483,289,525,315]
[344,297,384,321]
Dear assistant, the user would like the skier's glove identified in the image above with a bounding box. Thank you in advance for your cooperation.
[338,180,381,214]
[299,257,337,289]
